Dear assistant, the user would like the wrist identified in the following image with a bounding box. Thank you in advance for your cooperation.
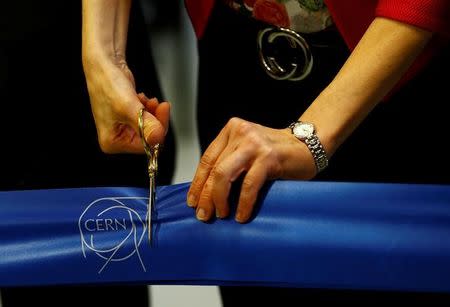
[82,46,126,77]
[280,127,317,179]
[298,88,352,158]
[313,124,339,159]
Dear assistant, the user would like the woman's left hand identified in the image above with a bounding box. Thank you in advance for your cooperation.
[187,117,317,223]
[186,17,434,224]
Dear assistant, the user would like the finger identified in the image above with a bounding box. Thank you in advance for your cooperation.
[128,108,166,148]
[137,92,148,101]
[142,110,166,146]
[195,176,215,222]
[137,92,148,103]
[194,133,246,219]
[235,162,268,223]
[138,93,159,114]
[138,93,170,139]
[187,126,230,208]
[155,102,170,136]
[116,91,165,146]
[104,124,148,154]
[210,147,254,218]
[105,104,165,154]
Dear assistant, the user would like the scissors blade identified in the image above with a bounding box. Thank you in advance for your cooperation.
[148,172,156,245]
[138,108,160,246]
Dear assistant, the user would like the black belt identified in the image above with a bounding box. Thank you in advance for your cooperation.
[210,1,348,82]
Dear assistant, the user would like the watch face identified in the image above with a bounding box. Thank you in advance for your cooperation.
[293,122,314,140]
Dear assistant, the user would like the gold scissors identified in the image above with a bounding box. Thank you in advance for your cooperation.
[138,108,160,246]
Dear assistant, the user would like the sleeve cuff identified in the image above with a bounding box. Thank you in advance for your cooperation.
[376,0,450,36]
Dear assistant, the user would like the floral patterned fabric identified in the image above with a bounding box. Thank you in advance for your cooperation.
[224,0,333,33]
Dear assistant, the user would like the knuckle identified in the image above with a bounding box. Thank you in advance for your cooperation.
[198,189,213,208]
[211,165,227,179]
[260,145,276,160]
[199,152,216,169]
[199,192,211,204]
[241,177,256,194]
[244,133,262,147]
[189,179,203,194]
[98,135,114,153]
[201,180,213,197]
[236,121,252,137]
[227,117,242,127]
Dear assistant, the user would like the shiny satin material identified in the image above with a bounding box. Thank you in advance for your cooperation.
[1,181,450,292]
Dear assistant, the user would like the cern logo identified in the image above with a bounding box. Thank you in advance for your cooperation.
[78,197,148,273]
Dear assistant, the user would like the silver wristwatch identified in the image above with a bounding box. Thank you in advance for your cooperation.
[289,121,328,173]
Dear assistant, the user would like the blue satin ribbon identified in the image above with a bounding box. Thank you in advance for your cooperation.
[1,181,450,292]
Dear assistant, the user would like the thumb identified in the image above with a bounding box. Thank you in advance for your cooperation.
[136,93,170,144]
[122,97,166,149]
[141,109,166,146]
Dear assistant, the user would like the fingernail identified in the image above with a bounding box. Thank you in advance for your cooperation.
[196,208,207,221]
[187,194,196,207]
[216,209,222,219]
[235,211,245,223]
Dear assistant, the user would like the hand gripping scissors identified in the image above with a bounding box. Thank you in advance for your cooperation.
[138,108,160,246]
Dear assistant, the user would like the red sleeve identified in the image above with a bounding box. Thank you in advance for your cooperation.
[376,0,450,36]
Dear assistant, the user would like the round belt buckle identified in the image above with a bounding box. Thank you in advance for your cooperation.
[257,27,313,81]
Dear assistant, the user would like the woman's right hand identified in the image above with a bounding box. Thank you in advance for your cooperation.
[83,55,170,154]
[81,0,169,154]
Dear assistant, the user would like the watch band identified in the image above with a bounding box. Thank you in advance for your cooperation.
[289,121,328,173]
[304,134,328,173]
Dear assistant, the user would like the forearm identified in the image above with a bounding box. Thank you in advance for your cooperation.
[300,17,432,157]
[82,0,132,66]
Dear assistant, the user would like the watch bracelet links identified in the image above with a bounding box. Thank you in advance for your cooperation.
[305,135,328,173]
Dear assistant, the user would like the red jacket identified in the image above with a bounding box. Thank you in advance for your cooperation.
[185,0,449,44]
[185,0,449,90]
